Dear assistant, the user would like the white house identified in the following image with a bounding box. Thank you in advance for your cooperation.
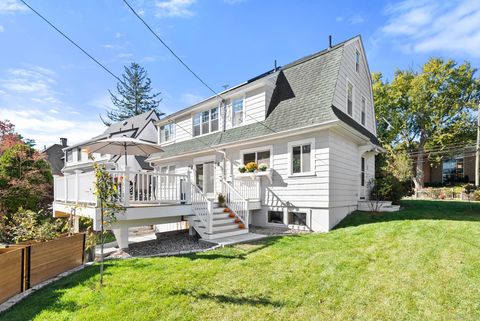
[53,35,381,248]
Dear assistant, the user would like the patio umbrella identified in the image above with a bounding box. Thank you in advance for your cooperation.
[82,136,163,168]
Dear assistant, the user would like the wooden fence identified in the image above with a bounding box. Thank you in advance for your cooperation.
[0,233,85,304]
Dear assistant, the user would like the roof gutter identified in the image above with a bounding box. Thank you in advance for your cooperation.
[147,119,340,163]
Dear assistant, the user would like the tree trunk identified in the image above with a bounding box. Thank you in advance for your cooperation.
[413,137,427,191]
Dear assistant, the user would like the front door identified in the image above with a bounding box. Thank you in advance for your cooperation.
[195,162,215,198]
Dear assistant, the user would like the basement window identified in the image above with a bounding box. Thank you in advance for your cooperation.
[268,211,284,224]
[288,212,307,226]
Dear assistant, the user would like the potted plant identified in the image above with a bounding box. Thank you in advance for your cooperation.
[218,193,226,207]
[258,163,268,172]
[245,162,258,173]
[238,166,246,173]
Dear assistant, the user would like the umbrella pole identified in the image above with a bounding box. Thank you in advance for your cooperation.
[124,143,127,169]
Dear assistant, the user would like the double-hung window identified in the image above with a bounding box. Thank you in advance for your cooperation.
[289,139,314,175]
[347,81,353,116]
[77,148,82,161]
[232,98,244,127]
[160,123,175,143]
[193,106,219,137]
[361,96,366,126]
[66,150,73,163]
[242,149,271,167]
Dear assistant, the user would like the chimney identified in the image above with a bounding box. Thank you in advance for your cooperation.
[328,35,332,49]
[60,137,67,147]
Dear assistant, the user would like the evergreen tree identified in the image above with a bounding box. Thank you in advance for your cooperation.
[102,62,163,125]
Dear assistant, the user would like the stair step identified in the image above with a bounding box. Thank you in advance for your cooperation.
[212,223,239,232]
[206,228,249,239]
[213,207,228,214]
[212,218,236,224]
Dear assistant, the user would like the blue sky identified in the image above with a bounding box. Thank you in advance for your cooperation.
[1,0,479,148]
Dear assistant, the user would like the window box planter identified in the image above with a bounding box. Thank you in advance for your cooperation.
[234,168,273,183]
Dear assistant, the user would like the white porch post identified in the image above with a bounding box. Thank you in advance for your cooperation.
[207,199,214,234]
[74,170,82,204]
[53,175,59,201]
[123,166,130,207]
[112,227,129,249]
[186,169,192,204]
[64,173,69,202]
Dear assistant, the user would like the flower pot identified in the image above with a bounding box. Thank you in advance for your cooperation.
[239,223,245,229]
[229,213,235,218]
[223,208,230,213]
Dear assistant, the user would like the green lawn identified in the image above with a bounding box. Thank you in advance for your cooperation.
[2,200,480,321]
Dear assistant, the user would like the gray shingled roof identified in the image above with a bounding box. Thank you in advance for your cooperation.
[104,109,157,136]
[147,39,355,161]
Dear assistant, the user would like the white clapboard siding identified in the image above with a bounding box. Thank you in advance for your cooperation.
[332,38,376,135]
[174,115,193,143]
[328,130,362,208]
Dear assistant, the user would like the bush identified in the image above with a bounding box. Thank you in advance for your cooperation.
[258,163,268,171]
[238,166,246,173]
[2,208,64,243]
[370,174,409,205]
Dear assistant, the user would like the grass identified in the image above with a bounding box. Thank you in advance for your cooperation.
[2,200,480,321]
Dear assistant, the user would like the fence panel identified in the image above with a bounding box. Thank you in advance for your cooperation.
[0,247,25,304]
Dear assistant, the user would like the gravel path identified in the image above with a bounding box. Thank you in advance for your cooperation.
[249,225,311,236]
[108,231,215,259]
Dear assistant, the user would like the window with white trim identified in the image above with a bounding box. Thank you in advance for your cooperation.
[66,150,73,163]
[268,211,284,224]
[347,81,353,116]
[361,157,365,187]
[193,106,219,137]
[243,150,271,167]
[77,148,82,161]
[232,98,244,127]
[160,123,175,143]
[289,139,314,175]
[355,49,360,72]
[288,212,307,226]
[361,96,366,126]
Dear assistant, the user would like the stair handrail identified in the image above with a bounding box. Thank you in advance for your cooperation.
[221,179,249,227]
[189,181,213,234]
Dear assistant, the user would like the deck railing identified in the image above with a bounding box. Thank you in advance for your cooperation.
[53,168,190,207]
[222,179,249,226]
[190,182,213,234]
[233,178,261,200]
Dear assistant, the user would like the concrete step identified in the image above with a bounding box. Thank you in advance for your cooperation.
[205,228,249,240]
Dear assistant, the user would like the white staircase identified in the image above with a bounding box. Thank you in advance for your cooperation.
[357,200,400,212]
[189,180,250,241]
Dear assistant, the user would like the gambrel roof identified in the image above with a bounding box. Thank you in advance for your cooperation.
[148,35,377,161]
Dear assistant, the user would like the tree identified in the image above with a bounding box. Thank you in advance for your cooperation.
[102,62,163,125]
[373,58,480,189]
[0,143,53,217]
[93,163,123,286]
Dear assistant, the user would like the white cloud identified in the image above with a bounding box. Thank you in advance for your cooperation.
[0,0,27,14]
[115,32,124,38]
[0,25,4,32]
[180,92,203,106]
[0,107,105,148]
[0,66,60,104]
[155,0,196,18]
[381,0,480,57]
[335,16,344,22]
[349,14,365,25]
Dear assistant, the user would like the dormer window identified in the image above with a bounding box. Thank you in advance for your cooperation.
[160,123,175,143]
[355,49,360,72]
[193,106,219,137]
[232,98,244,127]
[361,96,366,126]
[77,148,82,161]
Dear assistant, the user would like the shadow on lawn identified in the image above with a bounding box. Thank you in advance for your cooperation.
[335,199,480,230]
[0,263,112,321]
[171,288,284,307]
[183,235,297,261]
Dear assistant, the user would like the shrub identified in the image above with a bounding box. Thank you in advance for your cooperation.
[370,174,409,205]
[3,208,63,243]
[245,162,258,173]
[238,166,246,173]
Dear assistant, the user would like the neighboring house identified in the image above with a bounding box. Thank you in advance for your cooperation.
[53,35,381,248]
[42,137,68,176]
[61,109,160,174]
[421,148,476,186]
